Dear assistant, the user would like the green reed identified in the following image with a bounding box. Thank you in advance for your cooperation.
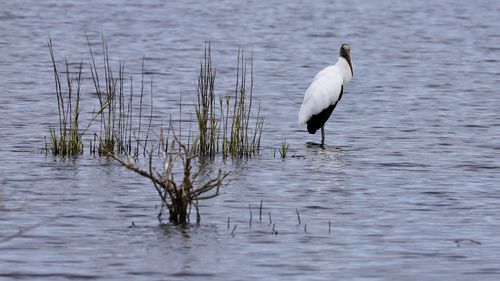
[195,44,218,157]
[195,44,263,159]
[226,49,263,158]
[46,37,84,156]
[86,35,148,156]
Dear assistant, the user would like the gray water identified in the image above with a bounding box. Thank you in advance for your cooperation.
[1,0,500,280]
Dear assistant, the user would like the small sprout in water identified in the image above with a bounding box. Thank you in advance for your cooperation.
[279,138,289,160]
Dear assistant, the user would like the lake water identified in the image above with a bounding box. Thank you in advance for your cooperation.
[1,0,500,280]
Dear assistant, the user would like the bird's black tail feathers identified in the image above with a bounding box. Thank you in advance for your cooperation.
[306,103,336,134]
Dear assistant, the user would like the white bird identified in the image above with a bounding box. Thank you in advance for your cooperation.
[298,44,353,146]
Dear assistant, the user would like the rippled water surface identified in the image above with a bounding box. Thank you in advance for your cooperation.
[1,0,500,280]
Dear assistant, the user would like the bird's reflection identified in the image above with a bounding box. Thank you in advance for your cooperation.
[303,141,348,164]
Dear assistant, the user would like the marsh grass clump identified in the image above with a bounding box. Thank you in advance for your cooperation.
[195,44,218,157]
[195,44,264,159]
[87,36,148,156]
[46,36,150,157]
[105,128,229,224]
[224,49,264,158]
[46,38,84,156]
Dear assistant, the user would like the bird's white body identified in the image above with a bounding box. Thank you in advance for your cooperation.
[298,57,353,124]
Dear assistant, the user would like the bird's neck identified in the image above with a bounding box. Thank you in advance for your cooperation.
[336,57,353,84]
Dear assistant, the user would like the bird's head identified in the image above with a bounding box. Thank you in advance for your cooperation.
[339,44,353,76]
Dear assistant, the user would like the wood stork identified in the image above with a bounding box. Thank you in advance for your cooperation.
[298,44,353,146]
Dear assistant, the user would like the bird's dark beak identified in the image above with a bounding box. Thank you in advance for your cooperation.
[346,54,353,76]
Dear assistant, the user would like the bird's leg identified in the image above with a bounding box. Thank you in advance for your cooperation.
[321,126,325,146]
